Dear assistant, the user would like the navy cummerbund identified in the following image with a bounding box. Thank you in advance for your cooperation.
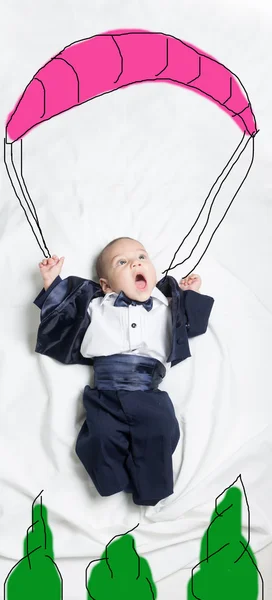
[92,354,166,391]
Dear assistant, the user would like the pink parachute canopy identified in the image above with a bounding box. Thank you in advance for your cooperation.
[6,29,257,142]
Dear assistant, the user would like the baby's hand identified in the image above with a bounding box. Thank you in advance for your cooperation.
[38,254,65,290]
[179,273,201,292]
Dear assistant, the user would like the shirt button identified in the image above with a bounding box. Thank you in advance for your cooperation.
[131,323,137,328]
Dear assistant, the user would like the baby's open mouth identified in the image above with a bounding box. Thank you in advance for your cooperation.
[135,273,147,290]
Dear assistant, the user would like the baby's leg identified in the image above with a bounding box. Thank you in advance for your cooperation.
[119,390,180,506]
[75,386,131,497]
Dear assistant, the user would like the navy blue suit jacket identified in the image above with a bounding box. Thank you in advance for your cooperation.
[33,275,214,368]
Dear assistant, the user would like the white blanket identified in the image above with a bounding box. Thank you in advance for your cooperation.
[0,1,271,598]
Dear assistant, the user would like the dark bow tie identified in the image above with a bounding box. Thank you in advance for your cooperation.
[114,291,153,311]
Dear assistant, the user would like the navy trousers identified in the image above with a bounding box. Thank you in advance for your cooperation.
[76,385,180,505]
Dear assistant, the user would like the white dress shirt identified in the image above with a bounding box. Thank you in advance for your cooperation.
[80,287,172,370]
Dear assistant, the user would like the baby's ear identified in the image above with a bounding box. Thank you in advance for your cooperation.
[99,278,108,293]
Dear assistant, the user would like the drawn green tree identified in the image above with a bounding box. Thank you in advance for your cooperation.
[86,526,157,599]
[187,476,264,600]
[4,491,62,600]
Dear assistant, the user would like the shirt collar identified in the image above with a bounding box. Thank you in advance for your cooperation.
[101,292,118,305]
[101,286,169,306]
[152,286,169,306]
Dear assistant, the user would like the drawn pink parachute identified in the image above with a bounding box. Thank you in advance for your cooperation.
[6,28,256,141]
[4,29,257,271]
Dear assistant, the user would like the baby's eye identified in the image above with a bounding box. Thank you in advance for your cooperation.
[139,254,146,259]
[118,259,126,265]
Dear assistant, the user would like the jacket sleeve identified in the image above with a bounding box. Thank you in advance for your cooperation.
[182,289,214,338]
[33,276,96,365]
[33,276,63,310]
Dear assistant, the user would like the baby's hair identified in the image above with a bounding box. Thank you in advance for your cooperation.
[96,237,137,280]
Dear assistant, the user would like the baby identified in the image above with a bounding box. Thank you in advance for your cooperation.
[35,237,214,506]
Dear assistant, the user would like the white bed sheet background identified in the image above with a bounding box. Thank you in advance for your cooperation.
[0,1,272,598]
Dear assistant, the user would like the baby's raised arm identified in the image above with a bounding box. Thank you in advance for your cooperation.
[38,255,65,290]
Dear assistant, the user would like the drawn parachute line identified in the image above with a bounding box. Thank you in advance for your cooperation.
[4,29,257,270]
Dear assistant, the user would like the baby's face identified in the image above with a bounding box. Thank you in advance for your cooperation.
[99,239,157,300]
